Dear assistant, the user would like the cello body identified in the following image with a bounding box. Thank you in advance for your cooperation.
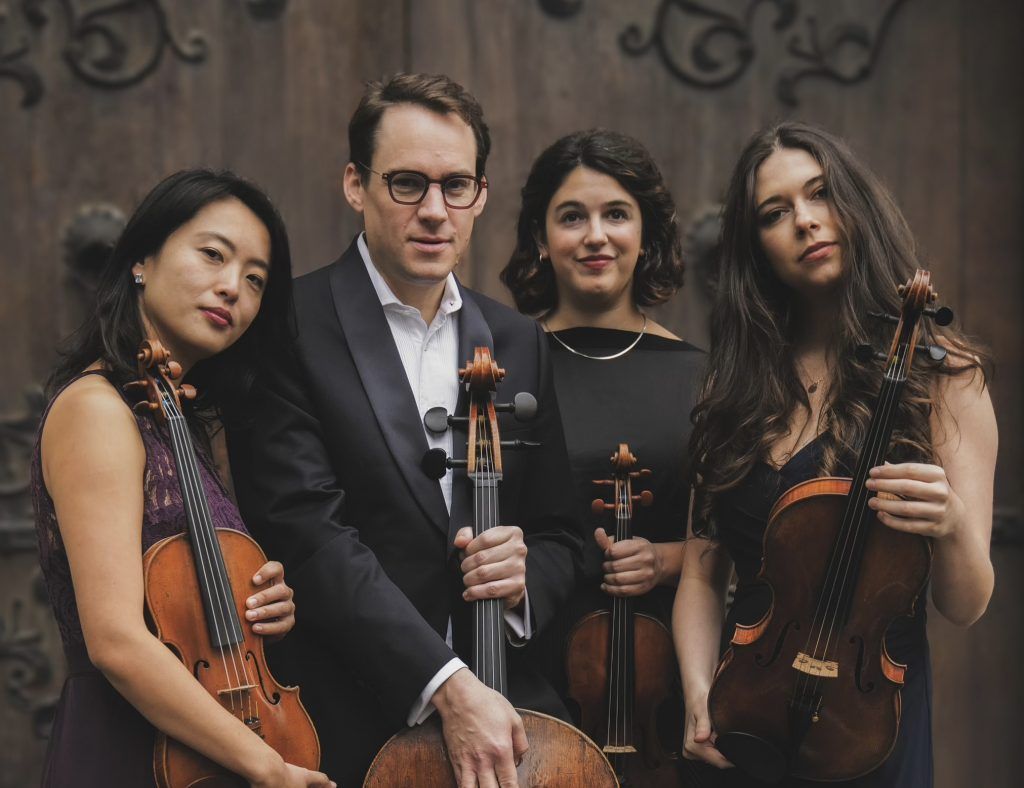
[364,710,617,787]
[709,478,931,782]
[144,529,321,787]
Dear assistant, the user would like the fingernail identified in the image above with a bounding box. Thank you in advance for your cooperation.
[247,597,257,607]
[246,610,256,619]
[253,623,262,632]
[253,574,262,584]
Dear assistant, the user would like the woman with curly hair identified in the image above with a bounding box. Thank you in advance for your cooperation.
[502,129,704,776]
[675,122,996,787]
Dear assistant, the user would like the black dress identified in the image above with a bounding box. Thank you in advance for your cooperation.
[531,327,705,740]
[711,437,933,788]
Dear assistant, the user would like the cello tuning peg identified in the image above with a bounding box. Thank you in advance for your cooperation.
[420,448,466,480]
[923,305,954,326]
[867,311,900,325]
[500,439,541,450]
[494,392,537,422]
[632,490,654,507]
[178,384,197,401]
[897,284,907,296]
[424,407,452,434]
[914,343,948,363]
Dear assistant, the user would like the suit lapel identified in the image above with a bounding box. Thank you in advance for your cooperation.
[328,240,450,535]
[448,284,495,548]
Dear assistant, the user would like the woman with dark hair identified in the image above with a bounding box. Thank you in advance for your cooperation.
[675,122,996,787]
[34,170,333,787]
[501,129,704,774]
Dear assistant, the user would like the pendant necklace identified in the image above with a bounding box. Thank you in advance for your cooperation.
[544,315,648,361]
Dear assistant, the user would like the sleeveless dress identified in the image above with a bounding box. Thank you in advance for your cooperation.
[711,437,933,788]
[31,369,248,787]
[531,328,706,779]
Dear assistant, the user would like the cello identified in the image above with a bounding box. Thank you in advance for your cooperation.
[127,340,321,787]
[565,444,687,787]
[363,346,618,787]
[707,271,951,783]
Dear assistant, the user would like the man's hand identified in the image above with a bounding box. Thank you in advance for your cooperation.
[454,526,527,610]
[432,668,528,787]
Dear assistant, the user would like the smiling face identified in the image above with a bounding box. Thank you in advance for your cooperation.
[131,197,271,372]
[754,147,845,297]
[537,166,643,312]
[342,103,487,306]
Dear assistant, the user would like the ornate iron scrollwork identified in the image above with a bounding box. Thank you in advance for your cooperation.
[539,0,908,107]
[0,387,45,556]
[2,0,289,108]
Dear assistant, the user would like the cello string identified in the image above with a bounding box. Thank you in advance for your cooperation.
[162,390,246,716]
[167,398,258,724]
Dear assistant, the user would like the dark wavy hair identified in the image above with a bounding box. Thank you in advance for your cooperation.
[500,129,683,314]
[689,122,989,535]
[349,72,491,180]
[47,169,293,433]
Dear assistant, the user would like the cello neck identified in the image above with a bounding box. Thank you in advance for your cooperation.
[469,398,508,697]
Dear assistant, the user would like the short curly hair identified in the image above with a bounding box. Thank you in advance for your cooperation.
[500,129,683,314]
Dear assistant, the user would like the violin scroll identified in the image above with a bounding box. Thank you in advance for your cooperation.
[123,339,197,419]
[590,443,653,515]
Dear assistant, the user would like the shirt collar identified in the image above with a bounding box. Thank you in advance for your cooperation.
[357,232,462,317]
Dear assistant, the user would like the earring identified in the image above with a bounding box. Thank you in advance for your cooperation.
[133,272,144,285]
[538,252,549,266]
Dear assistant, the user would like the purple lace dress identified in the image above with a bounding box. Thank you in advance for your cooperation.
[32,370,248,787]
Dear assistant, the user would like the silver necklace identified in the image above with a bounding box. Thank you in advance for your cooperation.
[545,315,648,361]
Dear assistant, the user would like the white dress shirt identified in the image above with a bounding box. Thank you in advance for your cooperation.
[357,235,531,726]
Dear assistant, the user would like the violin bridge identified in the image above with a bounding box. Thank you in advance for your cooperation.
[603,745,637,754]
[792,652,839,678]
[217,683,256,698]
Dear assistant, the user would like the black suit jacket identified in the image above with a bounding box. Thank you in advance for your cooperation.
[228,238,583,784]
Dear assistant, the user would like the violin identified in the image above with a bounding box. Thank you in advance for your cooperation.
[363,346,618,787]
[127,340,320,787]
[707,271,952,783]
[565,444,687,787]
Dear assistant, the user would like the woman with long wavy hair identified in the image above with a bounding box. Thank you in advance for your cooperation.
[674,122,996,787]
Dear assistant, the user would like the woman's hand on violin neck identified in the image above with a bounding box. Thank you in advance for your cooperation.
[245,560,296,642]
[683,696,733,770]
[454,526,528,610]
[248,759,335,788]
[865,462,965,540]
[595,528,663,596]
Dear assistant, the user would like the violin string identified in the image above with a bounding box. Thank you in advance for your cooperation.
[166,399,256,724]
[815,339,911,685]
[162,391,247,719]
[168,401,259,726]
[618,474,629,749]
[797,335,911,711]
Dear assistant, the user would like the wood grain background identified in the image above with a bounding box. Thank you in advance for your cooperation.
[1,1,1019,784]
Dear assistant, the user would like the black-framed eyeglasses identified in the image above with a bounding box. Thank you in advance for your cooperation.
[359,164,486,209]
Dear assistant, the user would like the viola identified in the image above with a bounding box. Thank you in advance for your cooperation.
[566,443,687,787]
[707,271,952,783]
[127,340,320,787]
[363,346,618,787]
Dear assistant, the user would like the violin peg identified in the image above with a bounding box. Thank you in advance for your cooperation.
[592,479,614,486]
[897,284,906,296]
[867,311,899,325]
[633,490,654,507]
[923,305,954,326]
[629,468,652,478]
[591,498,607,515]
[166,360,183,379]
[913,343,948,363]
[178,384,197,400]
[123,379,146,390]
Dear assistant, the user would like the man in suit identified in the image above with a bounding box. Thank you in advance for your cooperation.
[228,73,582,787]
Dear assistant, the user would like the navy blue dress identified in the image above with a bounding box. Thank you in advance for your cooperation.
[710,438,933,788]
